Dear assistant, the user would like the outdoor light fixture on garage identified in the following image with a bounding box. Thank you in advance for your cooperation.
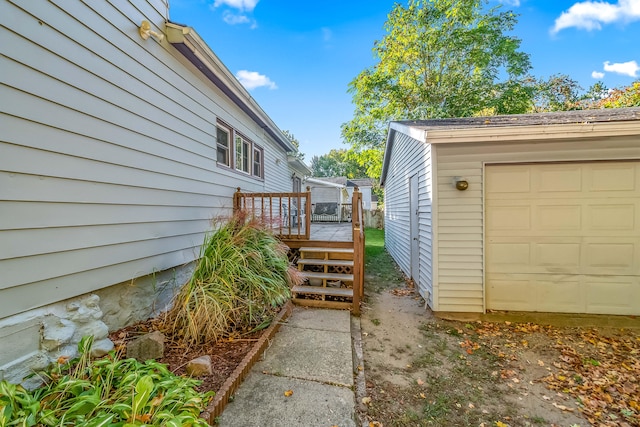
[453,177,468,191]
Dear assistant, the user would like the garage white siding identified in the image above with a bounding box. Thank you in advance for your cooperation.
[383,131,434,305]
[435,136,640,313]
[486,161,640,314]
[0,0,292,320]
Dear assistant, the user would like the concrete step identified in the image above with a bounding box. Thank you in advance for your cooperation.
[291,285,353,298]
[297,259,354,267]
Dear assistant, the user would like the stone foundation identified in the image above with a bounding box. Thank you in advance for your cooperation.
[0,263,193,387]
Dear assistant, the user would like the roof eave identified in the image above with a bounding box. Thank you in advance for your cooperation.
[165,23,294,152]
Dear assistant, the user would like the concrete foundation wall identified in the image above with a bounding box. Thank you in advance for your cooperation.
[0,263,193,387]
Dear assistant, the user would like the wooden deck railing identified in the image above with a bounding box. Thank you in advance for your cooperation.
[351,187,365,314]
[233,187,312,240]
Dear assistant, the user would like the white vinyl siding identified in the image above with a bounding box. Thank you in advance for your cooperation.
[383,132,434,306]
[435,136,640,313]
[0,0,291,319]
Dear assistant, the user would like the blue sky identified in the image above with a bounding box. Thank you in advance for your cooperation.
[169,0,640,160]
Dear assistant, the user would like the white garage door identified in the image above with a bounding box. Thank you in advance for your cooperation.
[485,161,640,315]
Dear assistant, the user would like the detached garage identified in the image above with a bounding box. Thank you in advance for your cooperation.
[381,108,640,315]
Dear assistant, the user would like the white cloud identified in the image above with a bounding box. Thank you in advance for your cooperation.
[591,70,605,78]
[222,10,254,26]
[603,60,640,77]
[551,0,640,33]
[499,0,521,6]
[212,0,258,12]
[235,70,277,90]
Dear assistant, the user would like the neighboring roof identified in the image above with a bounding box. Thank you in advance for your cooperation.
[347,178,375,188]
[381,107,640,185]
[288,155,312,176]
[165,22,295,153]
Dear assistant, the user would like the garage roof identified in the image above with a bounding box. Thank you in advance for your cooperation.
[382,107,640,185]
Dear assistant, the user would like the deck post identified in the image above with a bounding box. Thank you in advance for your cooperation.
[305,186,311,240]
[233,187,242,213]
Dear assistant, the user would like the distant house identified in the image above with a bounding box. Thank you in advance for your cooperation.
[381,108,640,316]
[305,177,350,222]
[0,1,303,384]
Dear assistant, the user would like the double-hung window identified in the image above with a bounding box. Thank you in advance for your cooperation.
[216,125,231,167]
[235,135,249,173]
[253,146,263,178]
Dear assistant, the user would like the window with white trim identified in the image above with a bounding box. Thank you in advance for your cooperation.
[216,125,231,167]
[253,146,263,178]
[235,135,250,173]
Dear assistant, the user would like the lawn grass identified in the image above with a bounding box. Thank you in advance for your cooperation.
[364,228,405,293]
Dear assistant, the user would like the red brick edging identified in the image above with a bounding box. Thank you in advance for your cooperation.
[201,301,293,424]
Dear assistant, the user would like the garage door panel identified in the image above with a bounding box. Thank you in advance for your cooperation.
[486,277,533,310]
[537,166,582,193]
[486,167,531,193]
[535,243,581,272]
[587,163,637,192]
[536,205,582,230]
[486,161,640,315]
[587,204,635,230]
[535,279,583,313]
[584,243,635,273]
[585,278,639,314]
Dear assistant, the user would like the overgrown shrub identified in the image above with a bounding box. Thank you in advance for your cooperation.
[164,212,303,346]
[0,337,212,427]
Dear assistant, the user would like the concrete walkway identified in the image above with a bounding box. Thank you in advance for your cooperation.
[219,307,356,427]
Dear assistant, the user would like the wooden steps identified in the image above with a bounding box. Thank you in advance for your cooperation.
[293,246,355,308]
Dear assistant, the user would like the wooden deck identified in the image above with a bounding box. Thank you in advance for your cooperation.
[310,223,353,242]
[234,188,364,314]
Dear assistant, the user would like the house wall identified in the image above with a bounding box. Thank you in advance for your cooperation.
[346,187,373,210]
[383,132,434,306]
[0,0,291,383]
[434,135,640,313]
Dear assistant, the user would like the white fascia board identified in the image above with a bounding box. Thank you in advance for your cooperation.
[425,121,640,144]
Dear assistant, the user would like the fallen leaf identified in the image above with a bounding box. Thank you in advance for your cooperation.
[284,390,293,397]
[468,403,475,409]
[551,402,574,412]
[537,360,545,366]
[362,396,372,405]
[419,393,426,399]
[417,378,425,386]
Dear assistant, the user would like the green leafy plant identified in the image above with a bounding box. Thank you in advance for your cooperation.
[0,336,213,426]
[165,211,302,346]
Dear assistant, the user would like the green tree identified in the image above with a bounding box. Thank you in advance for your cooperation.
[532,74,582,112]
[282,130,304,160]
[342,0,533,179]
[310,149,368,178]
[598,81,640,108]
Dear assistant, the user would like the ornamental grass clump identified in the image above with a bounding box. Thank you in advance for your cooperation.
[165,212,302,346]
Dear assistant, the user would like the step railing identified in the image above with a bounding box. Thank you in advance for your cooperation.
[351,187,365,314]
[233,187,312,240]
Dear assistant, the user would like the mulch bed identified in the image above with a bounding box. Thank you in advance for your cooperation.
[109,302,292,423]
[109,321,264,394]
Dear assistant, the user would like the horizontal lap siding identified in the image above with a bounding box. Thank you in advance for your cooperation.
[435,136,640,313]
[384,132,433,304]
[0,1,290,319]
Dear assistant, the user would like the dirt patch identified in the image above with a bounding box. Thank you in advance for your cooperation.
[360,268,639,426]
